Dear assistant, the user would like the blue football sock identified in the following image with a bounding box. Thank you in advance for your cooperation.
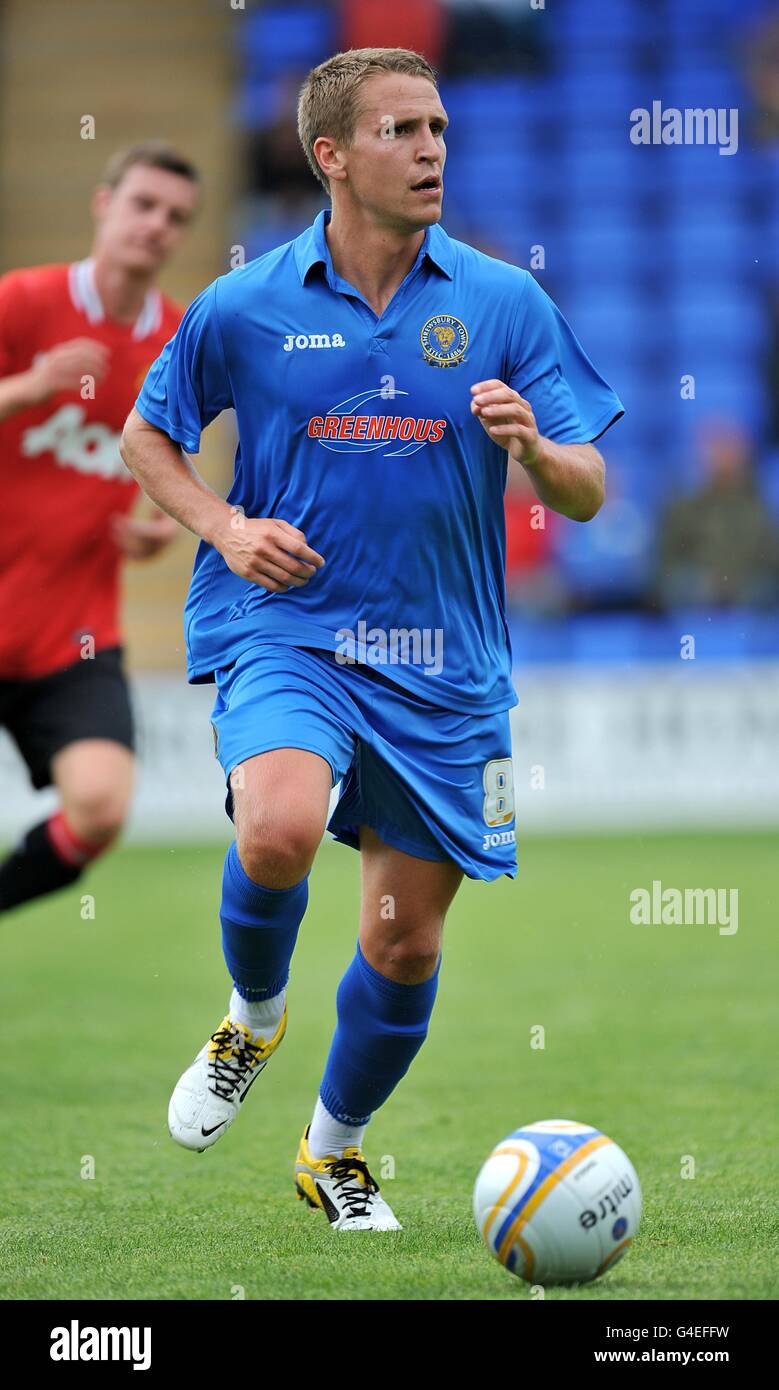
[318,940,442,1125]
[219,841,308,1000]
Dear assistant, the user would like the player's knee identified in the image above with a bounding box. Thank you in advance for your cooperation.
[371,938,441,984]
[64,787,128,845]
[236,818,319,888]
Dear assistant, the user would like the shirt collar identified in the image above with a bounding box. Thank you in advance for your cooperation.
[294,208,454,286]
[67,258,163,340]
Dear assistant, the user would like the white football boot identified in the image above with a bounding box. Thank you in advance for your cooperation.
[294,1124,402,1230]
[168,1005,287,1152]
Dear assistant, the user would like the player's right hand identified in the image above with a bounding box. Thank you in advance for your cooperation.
[26,338,110,403]
[214,515,325,593]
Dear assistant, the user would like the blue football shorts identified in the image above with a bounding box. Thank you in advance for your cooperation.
[209,644,517,881]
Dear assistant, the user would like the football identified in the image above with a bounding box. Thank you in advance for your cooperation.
[473,1118,642,1285]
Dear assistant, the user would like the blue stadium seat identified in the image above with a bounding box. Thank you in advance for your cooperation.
[568,614,680,664]
[569,142,645,189]
[441,77,550,123]
[563,291,665,363]
[757,451,779,518]
[507,618,571,666]
[665,609,753,660]
[239,5,335,77]
[661,65,747,112]
[744,614,779,657]
[555,0,662,43]
[674,291,768,352]
[558,222,655,279]
[233,78,284,130]
[668,214,754,276]
[664,0,773,36]
[612,396,660,442]
[555,45,643,81]
[619,148,672,197]
[508,610,779,666]
[242,217,311,262]
[448,147,540,184]
[556,69,640,108]
[676,373,768,436]
[662,141,752,199]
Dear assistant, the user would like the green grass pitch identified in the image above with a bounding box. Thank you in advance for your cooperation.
[1,830,776,1301]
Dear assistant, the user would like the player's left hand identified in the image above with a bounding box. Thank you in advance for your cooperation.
[110,510,178,560]
[470,380,540,467]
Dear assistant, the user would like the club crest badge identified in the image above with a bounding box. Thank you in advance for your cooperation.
[420,314,468,368]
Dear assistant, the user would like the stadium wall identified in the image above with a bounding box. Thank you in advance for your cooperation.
[2,664,777,842]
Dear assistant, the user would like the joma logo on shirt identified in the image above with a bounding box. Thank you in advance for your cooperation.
[22,404,132,482]
[283,332,346,352]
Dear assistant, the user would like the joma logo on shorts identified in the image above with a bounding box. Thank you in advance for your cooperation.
[482,829,515,851]
[283,332,346,351]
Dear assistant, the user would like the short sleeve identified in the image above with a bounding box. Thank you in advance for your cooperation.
[134,279,233,454]
[507,273,624,445]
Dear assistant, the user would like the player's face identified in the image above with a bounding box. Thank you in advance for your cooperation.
[341,74,447,231]
[91,165,199,273]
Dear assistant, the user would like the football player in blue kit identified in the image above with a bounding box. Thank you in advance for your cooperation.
[120,46,623,1230]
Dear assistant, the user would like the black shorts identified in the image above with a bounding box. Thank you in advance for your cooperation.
[0,646,135,790]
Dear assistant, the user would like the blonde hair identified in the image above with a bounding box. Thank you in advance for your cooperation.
[298,47,438,192]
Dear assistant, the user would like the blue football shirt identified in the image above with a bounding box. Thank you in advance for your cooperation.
[135,209,623,712]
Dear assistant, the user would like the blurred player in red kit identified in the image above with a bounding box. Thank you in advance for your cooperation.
[0,142,201,913]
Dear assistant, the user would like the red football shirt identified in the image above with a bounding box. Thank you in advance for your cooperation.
[0,260,181,679]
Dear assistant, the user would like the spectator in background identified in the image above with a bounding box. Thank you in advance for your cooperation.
[656,420,779,609]
[744,12,779,144]
[504,461,568,615]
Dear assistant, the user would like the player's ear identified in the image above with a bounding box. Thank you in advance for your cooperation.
[90,183,113,221]
[314,137,347,184]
